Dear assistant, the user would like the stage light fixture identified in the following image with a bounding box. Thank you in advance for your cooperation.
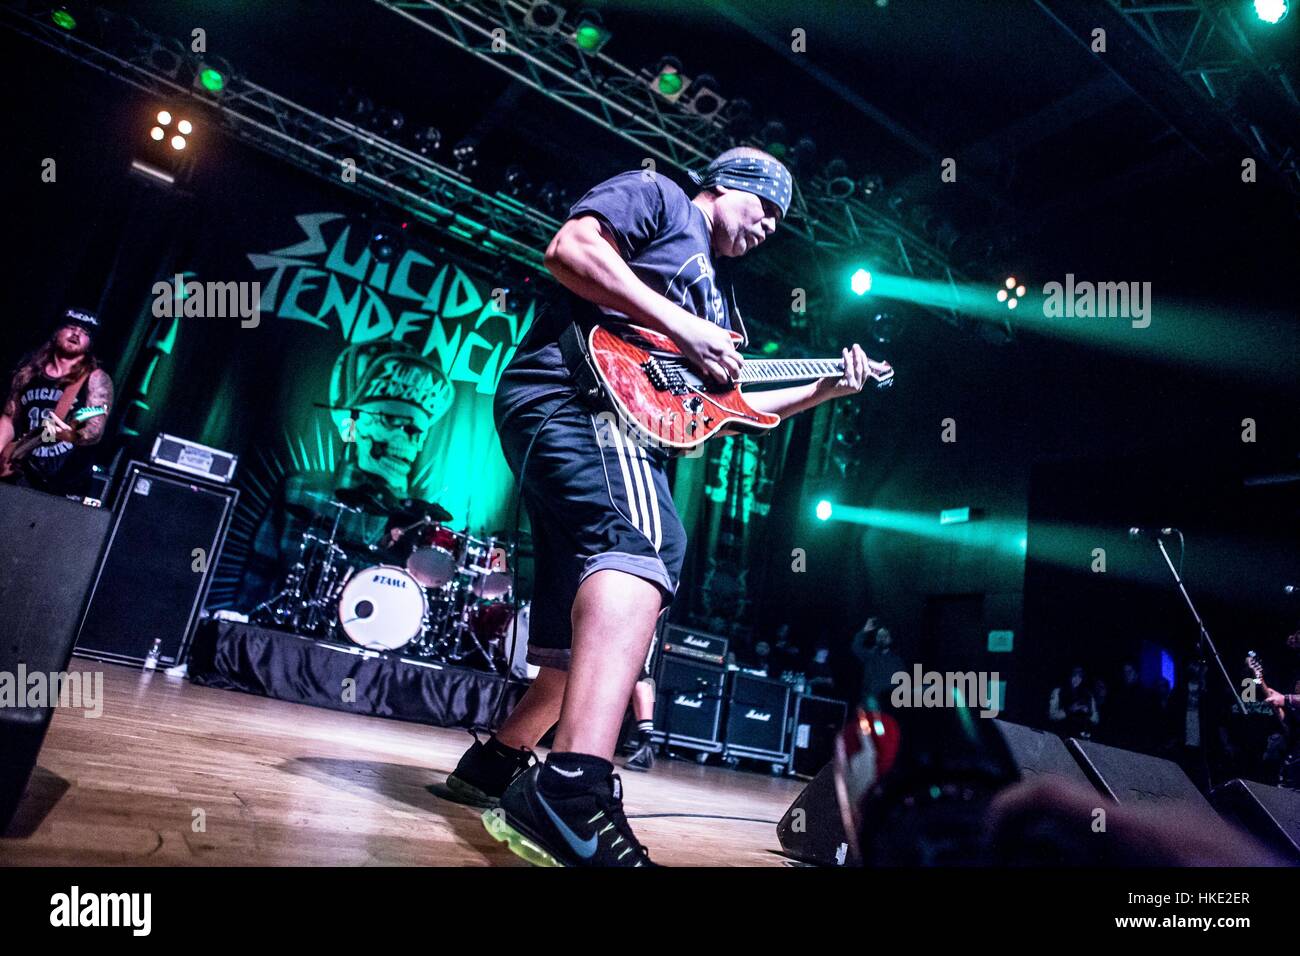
[177,119,192,135]
[997,275,1025,310]
[824,158,855,199]
[859,174,884,198]
[850,268,872,296]
[452,137,479,173]
[871,312,901,344]
[761,340,781,355]
[51,8,77,30]
[1254,0,1288,24]
[815,500,834,521]
[150,126,164,141]
[573,10,611,52]
[170,135,186,150]
[413,126,443,156]
[198,68,225,93]
[524,0,563,31]
[759,120,788,159]
[157,110,172,126]
[685,74,725,119]
[790,136,818,171]
[648,56,687,102]
[370,222,401,263]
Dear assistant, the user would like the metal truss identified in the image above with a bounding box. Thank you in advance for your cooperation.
[372,0,967,319]
[1,3,562,275]
[1110,0,1300,196]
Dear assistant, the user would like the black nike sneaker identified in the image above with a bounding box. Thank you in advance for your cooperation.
[624,740,655,772]
[444,731,536,808]
[483,764,655,867]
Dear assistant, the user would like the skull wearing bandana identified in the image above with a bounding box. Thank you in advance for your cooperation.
[330,343,454,498]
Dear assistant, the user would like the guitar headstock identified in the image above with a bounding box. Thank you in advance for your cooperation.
[868,358,895,389]
[72,405,108,423]
[1246,651,1264,681]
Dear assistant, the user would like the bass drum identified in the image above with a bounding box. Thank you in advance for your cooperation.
[337,565,427,651]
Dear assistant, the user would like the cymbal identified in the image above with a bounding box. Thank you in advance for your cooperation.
[333,485,394,515]
[391,498,453,524]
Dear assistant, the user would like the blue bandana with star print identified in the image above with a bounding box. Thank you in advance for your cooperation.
[688,154,794,218]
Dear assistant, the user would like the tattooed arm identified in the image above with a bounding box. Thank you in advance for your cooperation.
[72,369,113,445]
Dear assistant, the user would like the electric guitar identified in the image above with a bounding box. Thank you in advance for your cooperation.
[580,323,894,451]
[1246,651,1286,726]
[0,405,107,478]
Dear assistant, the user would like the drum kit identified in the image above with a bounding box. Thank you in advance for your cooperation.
[252,486,531,673]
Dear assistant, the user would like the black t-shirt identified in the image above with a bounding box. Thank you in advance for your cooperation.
[497,170,746,414]
[12,371,94,495]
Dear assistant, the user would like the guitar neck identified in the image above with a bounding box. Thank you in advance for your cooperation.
[738,358,842,385]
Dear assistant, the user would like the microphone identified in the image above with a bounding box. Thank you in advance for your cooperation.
[1128,526,1174,540]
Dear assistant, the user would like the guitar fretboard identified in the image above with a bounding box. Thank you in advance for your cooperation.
[738,359,843,384]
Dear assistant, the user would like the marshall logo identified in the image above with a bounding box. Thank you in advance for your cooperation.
[684,636,711,648]
[673,695,704,708]
[376,576,407,588]
[744,709,772,721]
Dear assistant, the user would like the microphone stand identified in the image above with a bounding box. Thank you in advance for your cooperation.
[1152,532,1244,791]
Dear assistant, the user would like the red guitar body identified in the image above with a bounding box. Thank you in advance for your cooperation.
[586,324,779,451]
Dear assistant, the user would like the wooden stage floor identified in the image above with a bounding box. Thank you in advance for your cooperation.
[1,660,807,867]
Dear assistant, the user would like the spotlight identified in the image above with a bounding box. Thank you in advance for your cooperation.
[373,108,405,134]
[51,7,77,30]
[1254,0,1288,24]
[824,158,855,199]
[685,73,725,119]
[648,56,687,102]
[177,119,192,135]
[502,165,531,197]
[524,0,564,31]
[721,97,756,137]
[413,126,442,157]
[150,126,164,141]
[573,10,612,52]
[859,174,884,197]
[157,110,172,126]
[850,268,872,296]
[197,67,225,93]
[790,136,817,171]
[170,135,186,150]
[759,120,788,159]
[370,222,402,263]
[452,137,479,173]
[815,500,834,521]
[997,275,1025,309]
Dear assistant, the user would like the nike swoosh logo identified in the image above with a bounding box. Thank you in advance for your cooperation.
[535,792,598,859]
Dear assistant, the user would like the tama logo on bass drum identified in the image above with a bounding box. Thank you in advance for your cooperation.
[375,575,407,588]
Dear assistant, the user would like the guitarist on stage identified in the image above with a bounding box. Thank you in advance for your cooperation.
[0,309,113,499]
[467,147,880,866]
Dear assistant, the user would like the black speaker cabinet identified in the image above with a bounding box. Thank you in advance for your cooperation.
[791,694,848,777]
[1067,737,1215,813]
[1209,778,1300,863]
[75,461,237,667]
[651,655,726,753]
[994,719,1095,789]
[777,760,851,866]
[724,672,792,765]
[0,484,112,831]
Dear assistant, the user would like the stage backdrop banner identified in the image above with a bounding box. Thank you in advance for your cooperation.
[98,141,540,612]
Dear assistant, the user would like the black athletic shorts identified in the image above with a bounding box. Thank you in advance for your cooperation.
[495,386,687,671]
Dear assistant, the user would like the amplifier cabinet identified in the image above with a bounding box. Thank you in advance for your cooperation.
[75,462,237,667]
[651,654,726,754]
[723,671,793,766]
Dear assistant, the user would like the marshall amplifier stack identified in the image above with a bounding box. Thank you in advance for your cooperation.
[650,625,729,755]
[723,671,793,771]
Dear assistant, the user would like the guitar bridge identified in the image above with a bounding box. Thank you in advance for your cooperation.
[641,357,689,395]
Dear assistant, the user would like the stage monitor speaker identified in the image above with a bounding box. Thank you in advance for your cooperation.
[776,760,850,866]
[1209,778,1300,863]
[0,484,112,831]
[75,461,237,667]
[652,655,725,753]
[994,720,1095,789]
[1067,737,1216,814]
[724,672,792,762]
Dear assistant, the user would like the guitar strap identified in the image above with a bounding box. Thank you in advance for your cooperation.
[52,372,90,425]
[558,320,607,410]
